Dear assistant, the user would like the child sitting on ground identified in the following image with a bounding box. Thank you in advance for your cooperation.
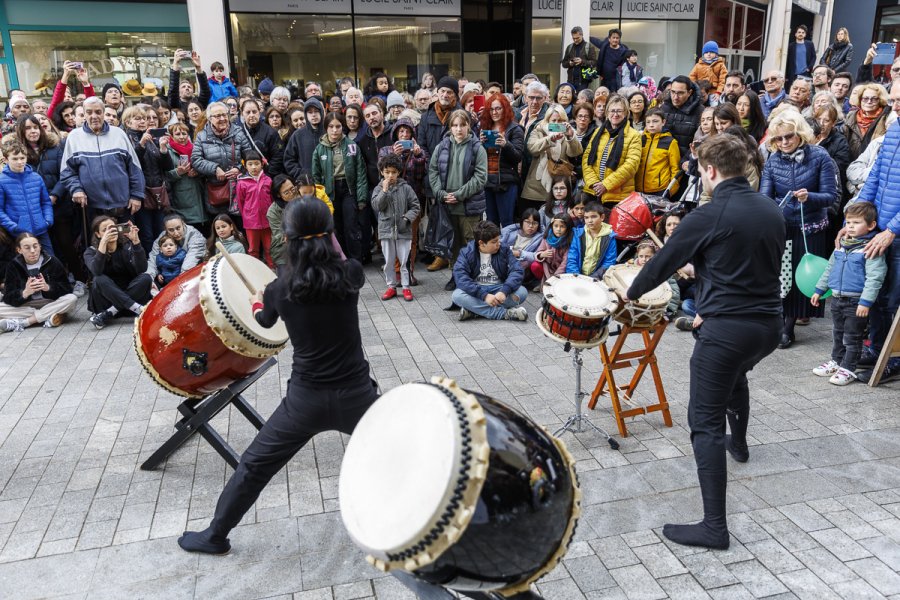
[541,176,575,232]
[811,202,886,386]
[156,234,187,287]
[569,192,587,228]
[532,212,575,284]
[628,239,680,318]
[452,220,528,322]
[566,202,616,279]
[371,153,420,301]
[500,208,543,287]
[205,214,248,260]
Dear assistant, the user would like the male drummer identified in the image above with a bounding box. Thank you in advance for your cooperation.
[623,134,785,550]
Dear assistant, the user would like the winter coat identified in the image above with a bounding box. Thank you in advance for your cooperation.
[312,134,368,206]
[520,104,550,187]
[759,144,839,227]
[855,121,900,235]
[820,42,853,73]
[814,231,886,306]
[236,173,273,230]
[592,37,631,90]
[125,128,174,191]
[85,241,147,312]
[561,40,598,86]
[566,224,617,278]
[572,120,600,182]
[60,122,145,210]
[371,178,420,241]
[242,120,284,177]
[208,77,238,103]
[428,133,487,217]
[217,237,246,255]
[616,64,645,90]
[786,40,817,81]
[191,121,255,215]
[689,58,728,94]
[29,133,71,222]
[156,247,187,286]
[843,107,892,161]
[3,252,73,307]
[168,69,211,111]
[358,121,394,190]
[534,238,571,282]
[453,241,524,300]
[284,98,326,179]
[0,165,53,236]
[818,128,852,181]
[145,225,206,278]
[846,134,885,198]
[165,148,207,226]
[522,123,582,202]
[499,223,543,264]
[660,80,703,160]
[268,185,333,266]
[377,117,428,199]
[582,123,642,203]
[481,121,525,193]
[635,131,681,195]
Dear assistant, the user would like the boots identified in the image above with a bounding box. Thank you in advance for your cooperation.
[726,408,750,463]
[178,527,231,555]
[662,471,730,549]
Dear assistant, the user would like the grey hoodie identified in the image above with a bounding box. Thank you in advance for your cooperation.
[284,98,325,178]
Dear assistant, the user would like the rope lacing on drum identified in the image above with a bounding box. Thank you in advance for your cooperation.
[211,259,285,351]
[385,382,473,563]
[621,302,664,327]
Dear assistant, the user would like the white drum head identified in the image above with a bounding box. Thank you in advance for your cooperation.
[544,273,617,316]
[605,264,672,307]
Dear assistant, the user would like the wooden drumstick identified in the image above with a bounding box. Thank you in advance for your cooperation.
[612,270,630,294]
[216,241,258,295]
[645,229,665,248]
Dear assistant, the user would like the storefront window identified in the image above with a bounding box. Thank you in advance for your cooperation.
[10,31,191,100]
[532,18,562,93]
[619,20,699,88]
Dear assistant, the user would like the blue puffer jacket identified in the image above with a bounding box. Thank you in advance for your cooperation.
[499,223,544,263]
[856,121,900,235]
[0,164,53,236]
[814,231,887,307]
[759,144,838,227]
[156,246,187,286]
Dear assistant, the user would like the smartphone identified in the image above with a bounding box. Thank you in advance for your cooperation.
[473,95,485,113]
[398,140,414,150]
[873,43,898,66]
[69,61,83,71]
[178,154,189,166]
[483,130,499,148]
[149,128,168,139]
[115,223,132,234]
[548,122,567,133]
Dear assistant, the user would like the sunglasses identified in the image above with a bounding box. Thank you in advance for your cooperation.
[861,97,880,103]
[772,132,797,144]
[763,77,782,83]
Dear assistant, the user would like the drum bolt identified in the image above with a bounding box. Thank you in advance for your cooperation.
[447,525,461,543]
[404,559,418,571]
[477,444,490,462]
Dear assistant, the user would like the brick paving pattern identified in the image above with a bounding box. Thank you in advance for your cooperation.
[1,264,900,599]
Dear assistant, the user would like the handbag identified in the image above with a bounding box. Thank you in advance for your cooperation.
[581,66,598,82]
[206,140,235,207]
[546,149,574,179]
[143,185,170,210]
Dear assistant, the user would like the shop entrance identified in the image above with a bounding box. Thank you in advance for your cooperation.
[462,0,526,92]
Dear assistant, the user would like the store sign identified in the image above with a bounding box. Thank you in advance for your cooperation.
[533,0,562,18]
[354,0,459,15]
[86,57,172,80]
[621,1,700,19]
[591,0,618,18]
[229,0,351,14]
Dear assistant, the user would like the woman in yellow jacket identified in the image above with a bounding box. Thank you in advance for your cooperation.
[582,94,642,207]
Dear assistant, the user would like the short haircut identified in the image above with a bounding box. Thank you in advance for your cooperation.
[672,75,692,89]
[363,101,383,115]
[271,86,291,101]
[168,122,189,136]
[645,107,666,121]
[697,79,712,93]
[474,220,501,243]
[521,73,539,83]
[210,61,224,71]
[3,140,26,157]
[121,106,145,126]
[725,70,745,85]
[846,201,878,224]
[833,71,853,86]
[571,26,583,35]
[624,50,638,60]
[487,81,502,92]
[340,77,354,85]
[583,201,606,218]
[813,104,839,123]
[609,28,622,37]
[814,65,835,81]
[697,134,747,178]
[792,77,813,93]
[797,24,809,35]
[83,96,104,112]
[526,81,550,98]
[158,234,178,247]
[377,153,404,172]
[766,108,815,151]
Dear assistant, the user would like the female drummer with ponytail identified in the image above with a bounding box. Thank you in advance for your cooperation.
[178,196,378,556]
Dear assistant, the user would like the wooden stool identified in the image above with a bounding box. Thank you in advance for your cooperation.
[588,320,673,437]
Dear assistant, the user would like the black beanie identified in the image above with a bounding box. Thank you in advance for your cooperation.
[102,83,121,100]
[437,76,459,97]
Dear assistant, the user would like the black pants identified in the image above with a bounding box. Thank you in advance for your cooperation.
[91,274,153,313]
[332,179,362,262]
[209,377,379,536]
[49,218,86,283]
[688,316,781,477]
[831,296,869,371]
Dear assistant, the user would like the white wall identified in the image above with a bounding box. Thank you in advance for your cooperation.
[187,0,231,76]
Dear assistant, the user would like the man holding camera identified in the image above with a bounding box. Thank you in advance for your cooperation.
[561,27,598,93]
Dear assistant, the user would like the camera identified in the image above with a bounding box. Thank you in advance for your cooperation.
[115,223,132,235]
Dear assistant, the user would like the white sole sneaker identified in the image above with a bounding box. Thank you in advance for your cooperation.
[829,368,858,386]
[813,360,839,377]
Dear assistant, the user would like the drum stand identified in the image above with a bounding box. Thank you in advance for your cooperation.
[140,357,277,471]
[391,571,545,599]
[553,346,620,450]
[588,321,673,437]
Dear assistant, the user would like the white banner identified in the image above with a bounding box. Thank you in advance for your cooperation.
[229,0,351,14]
[354,0,460,15]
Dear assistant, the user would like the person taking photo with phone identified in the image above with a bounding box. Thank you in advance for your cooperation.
[168,49,211,113]
[47,60,94,124]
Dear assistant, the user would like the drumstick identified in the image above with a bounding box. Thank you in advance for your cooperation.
[215,241,258,296]
[645,229,665,249]
[612,270,630,293]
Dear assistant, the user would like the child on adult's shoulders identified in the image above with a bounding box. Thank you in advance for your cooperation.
[566,201,616,279]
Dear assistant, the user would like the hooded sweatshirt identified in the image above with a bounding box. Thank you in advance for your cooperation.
[284,98,326,178]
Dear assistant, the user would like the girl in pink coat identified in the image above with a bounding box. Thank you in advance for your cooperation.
[531,212,575,286]
[235,151,275,268]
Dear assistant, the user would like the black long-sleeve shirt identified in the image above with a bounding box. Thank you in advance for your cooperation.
[628,176,786,319]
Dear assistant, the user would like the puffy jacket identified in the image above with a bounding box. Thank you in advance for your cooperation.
[534,238,571,282]
[660,80,703,160]
[429,133,487,217]
[689,58,728,94]
[855,121,900,235]
[522,123,582,202]
[820,42,853,73]
[29,133,71,222]
[60,122,145,210]
[453,241,524,301]
[165,147,207,226]
[561,40,598,86]
[312,134,368,206]
[0,164,53,236]
[145,225,206,279]
[284,98,326,179]
[843,107,891,161]
[819,128,852,180]
[156,246,187,286]
[190,121,255,215]
[759,144,839,227]
[168,69,211,111]
[482,121,525,193]
[242,120,284,176]
[208,77,238,103]
[371,178,420,241]
[126,128,174,190]
[235,173,273,230]
[635,131,681,195]
[3,252,73,306]
[499,223,543,264]
[566,224,617,278]
[582,122,642,203]
[814,231,886,306]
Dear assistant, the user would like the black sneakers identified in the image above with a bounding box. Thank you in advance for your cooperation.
[89,310,115,330]
[857,360,900,385]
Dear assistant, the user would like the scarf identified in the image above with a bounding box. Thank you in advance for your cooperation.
[856,108,882,137]
[546,232,567,248]
[702,56,718,65]
[762,89,785,112]
[588,119,627,173]
[625,62,638,81]
[213,122,231,139]
[742,118,750,130]
[782,148,805,164]
[169,139,194,163]
[435,100,456,125]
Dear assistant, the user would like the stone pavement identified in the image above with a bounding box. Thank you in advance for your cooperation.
[1,262,900,600]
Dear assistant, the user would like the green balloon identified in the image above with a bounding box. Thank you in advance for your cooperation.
[795,253,832,299]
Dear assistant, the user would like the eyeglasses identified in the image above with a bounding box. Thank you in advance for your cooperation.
[606,109,625,115]
[132,115,146,121]
[670,90,688,97]
[210,113,229,120]
[490,107,503,113]
[527,95,543,102]
[552,186,568,192]
[576,113,590,119]
[772,132,797,144]
[861,96,880,103]
[889,99,900,108]
[763,77,782,83]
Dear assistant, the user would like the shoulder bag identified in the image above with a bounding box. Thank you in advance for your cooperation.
[207,140,235,207]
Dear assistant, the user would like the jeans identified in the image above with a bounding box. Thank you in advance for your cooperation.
[573,82,591,93]
[485,185,518,229]
[451,283,528,320]
[869,237,900,357]
[331,180,362,262]
[133,207,165,255]
[831,297,869,371]
[682,298,696,318]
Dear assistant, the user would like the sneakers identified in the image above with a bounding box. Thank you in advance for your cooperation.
[0,318,27,333]
[857,360,900,384]
[829,368,858,386]
[796,318,810,326]
[675,317,694,331]
[444,276,456,292]
[381,287,397,301]
[89,310,115,330]
[427,257,449,271]
[459,307,475,321]
[45,313,68,328]
[72,281,86,298]
[856,348,878,367]
[402,289,413,302]
[813,360,840,377]
[504,307,528,321]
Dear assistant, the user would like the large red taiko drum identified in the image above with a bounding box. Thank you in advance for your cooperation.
[134,254,288,399]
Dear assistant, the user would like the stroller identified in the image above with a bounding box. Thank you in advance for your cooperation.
[609,182,682,261]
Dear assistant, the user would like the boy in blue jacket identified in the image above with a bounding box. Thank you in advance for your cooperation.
[451,220,528,321]
[0,141,54,255]
[566,202,616,279]
[811,202,887,385]
[208,61,238,103]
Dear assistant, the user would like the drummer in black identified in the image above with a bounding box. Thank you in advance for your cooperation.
[623,134,785,550]
[178,197,379,556]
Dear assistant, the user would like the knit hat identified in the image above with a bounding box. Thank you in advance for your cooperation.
[9,94,29,108]
[386,90,405,109]
[702,41,719,55]
[102,82,123,100]
[437,76,459,97]
[258,77,274,95]
[462,82,480,96]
